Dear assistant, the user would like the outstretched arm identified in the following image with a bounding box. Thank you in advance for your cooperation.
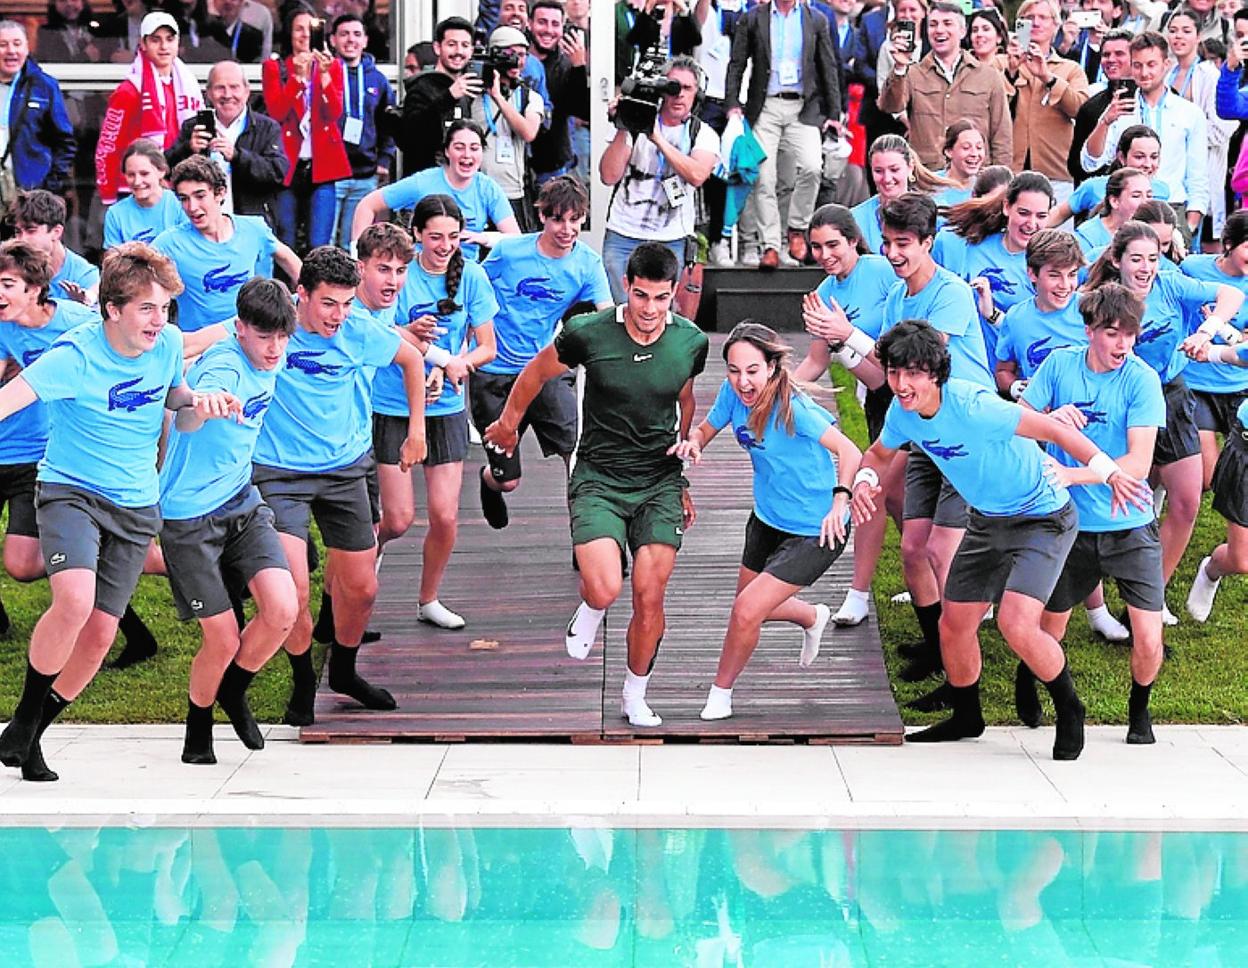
[0,376,38,423]
[482,344,568,456]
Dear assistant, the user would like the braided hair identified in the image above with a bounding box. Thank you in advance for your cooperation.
[412,193,466,316]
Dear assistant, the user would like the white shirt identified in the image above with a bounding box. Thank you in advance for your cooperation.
[1081,89,1208,213]
[212,107,248,215]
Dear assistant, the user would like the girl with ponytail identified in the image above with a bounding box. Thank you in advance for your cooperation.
[375,193,499,629]
[1074,167,1152,253]
[672,322,862,721]
[851,134,958,255]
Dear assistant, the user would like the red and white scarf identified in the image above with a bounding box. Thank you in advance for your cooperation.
[125,52,203,149]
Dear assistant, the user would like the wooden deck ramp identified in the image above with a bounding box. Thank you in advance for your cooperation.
[302,335,903,744]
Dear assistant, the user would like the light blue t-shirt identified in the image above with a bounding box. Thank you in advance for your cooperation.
[706,380,838,536]
[376,258,498,417]
[931,226,969,276]
[1024,345,1164,532]
[380,168,513,262]
[995,297,1089,379]
[851,195,885,256]
[932,184,972,208]
[882,267,994,388]
[881,378,1069,517]
[1179,254,1248,394]
[1068,175,1170,216]
[160,337,280,520]
[153,215,277,333]
[254,313,401,472]
[815,254,896,340]
[21,321,183,507]
[1074,217,1112,254]
[0,300,99,464]
[481,235,611,374]
[961,233,1033,365]
[346,298,394,424]
[50,248,99,304]
[103,191,187,247]
[1137,271,1221,383]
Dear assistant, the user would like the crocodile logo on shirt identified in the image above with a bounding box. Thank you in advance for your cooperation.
[406,302,447,324]
[921,438,968,460]
[1025,336,1069,371]
[20,348,44,367]
[1071,400,1108,426]
[1137,321,1172,346]
[844,305,861,324]
[286,351,342,376]
[132,229,157,244]
[515,277,563,302]
[108,376,165,412]
[977,267,1018,296]
[203,265,252,294]
[735,425,763,450]
[242,392,271,419]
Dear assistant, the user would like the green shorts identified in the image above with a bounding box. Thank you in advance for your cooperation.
[568,465,686,553]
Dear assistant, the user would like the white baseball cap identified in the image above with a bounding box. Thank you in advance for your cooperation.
[140,12,180,38]
[488,26,529,49]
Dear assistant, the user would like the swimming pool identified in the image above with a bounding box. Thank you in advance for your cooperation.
[1,826,1244,966]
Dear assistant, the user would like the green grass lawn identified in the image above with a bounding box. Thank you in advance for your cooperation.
[829,364,1248,727]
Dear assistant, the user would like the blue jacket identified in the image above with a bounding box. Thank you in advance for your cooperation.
[339,53,396,178]
[1216,63,1248,120]
[6,59,75,194]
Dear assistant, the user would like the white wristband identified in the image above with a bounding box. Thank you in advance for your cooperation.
[844,328,876,359]
[1009,380,1026,401]
[1087,451,1119,483]
[832,345,863,368]
[1213,343,1238,364]
[1197,315,1223,337]
[424,345,452,367]
[853,466,880,490]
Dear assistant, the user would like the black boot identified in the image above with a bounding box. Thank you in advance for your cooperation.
[1043,663,1086,761]
[283,649,318,727]
[1127,680,1155,745]
[0,662,57,767]
[327,642,396,710]
[22,690,69,782]
[1014,660,1043,729]
[217,662,263,750]
[181,700,217,765]
[108,605,158,669]
[906,681,986,743]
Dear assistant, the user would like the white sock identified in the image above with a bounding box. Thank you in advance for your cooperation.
[565,602,605,660]
[700,684,733,720]
[1186,556,1222,623]
[621,669,661,726]
[1161,602,1179,627]
[833,588,869,626]
[1086,604,1129,642]
[419,599,466,630]
[801,603,831,667]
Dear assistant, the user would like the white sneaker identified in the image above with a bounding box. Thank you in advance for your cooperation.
[1087,605,1129,642]
[1162,603,1179,627]
[891,591,912,605]
[801,603,831,668]
[1186,556,1221,623]
[418,599,465,630]
[565,602,605,660]
[709,241,731,266]
[739,245,761,268]
[700,684,733,720]
[833,589,869,627]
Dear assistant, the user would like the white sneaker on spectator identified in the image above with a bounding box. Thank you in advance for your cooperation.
[740,244,761,268]
[709,241,731,266]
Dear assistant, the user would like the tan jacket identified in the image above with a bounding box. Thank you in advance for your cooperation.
[877,53,1013,169]
[1000,51,1089,181]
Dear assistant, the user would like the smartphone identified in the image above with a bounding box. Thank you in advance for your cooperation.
[1015,17,1033,51]
[1110,77,1138,99]
[1071,10,1101,28]
[893,20,916,52]
[309,17,327,53]
[194,109,216,136]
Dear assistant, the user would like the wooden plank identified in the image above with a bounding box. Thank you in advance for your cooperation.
[304,334,903,745]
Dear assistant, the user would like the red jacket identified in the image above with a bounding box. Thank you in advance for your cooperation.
[95,78,197,206]
[262,56,353,186]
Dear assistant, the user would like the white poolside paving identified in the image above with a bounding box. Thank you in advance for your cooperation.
[1,725,1248,828]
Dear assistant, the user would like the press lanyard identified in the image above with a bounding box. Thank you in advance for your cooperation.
[654,119,691,178]
[3,69,18,129]
[481,89,517,136]
[230,22,241,56]
[1139,89,1166,134]
[1168,61,1195,99]
[348,64,365,119]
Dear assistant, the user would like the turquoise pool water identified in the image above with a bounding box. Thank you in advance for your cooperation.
[1,826,1245,966]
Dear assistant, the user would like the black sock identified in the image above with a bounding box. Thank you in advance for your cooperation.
[0,662,58,767]
[109,605,158,668]
[1128,679,1155,744]
[181,700,216,765]
[328,642,396,710]
[23,691,69,782]
[285,648,317,720]
[1043,663,1086,760]
[311,591,335,644]
[0,594,10,636]
[217,662,263,750]
[913,601,942,653]
[1014,660,1042,729]
[906,681,985,743]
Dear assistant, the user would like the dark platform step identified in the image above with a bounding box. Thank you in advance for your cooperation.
[697,266,825,332]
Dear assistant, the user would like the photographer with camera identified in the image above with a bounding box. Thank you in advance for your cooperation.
[469,26,546,232]
[600,55,719,303]
[400,16,480,175]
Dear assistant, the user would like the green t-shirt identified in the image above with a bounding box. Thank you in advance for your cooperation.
[555,306,709,484]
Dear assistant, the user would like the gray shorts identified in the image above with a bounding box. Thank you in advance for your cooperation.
[741,511,848,587]
[252,453,377,553]
[469,369,578,484]
[1192,388,1248,435]
[1045,522,1164,614]
[1153,377,1201,466]
[373,411,470,467]
[0,462,38,538]
[1212,429,1248,528]
[35,482,161,618]
[161,486,291,621]
[945,501,1079,605]
[902,450,969,529]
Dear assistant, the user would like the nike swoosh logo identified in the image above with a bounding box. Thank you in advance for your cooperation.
[633,354,652,362]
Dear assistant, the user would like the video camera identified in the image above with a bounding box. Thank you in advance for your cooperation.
[469,43,525,89]
[615,6,682,135]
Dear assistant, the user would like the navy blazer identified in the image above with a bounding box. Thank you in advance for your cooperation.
[725,3,842,127]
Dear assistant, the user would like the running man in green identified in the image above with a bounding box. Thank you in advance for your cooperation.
[484,242,708,726]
